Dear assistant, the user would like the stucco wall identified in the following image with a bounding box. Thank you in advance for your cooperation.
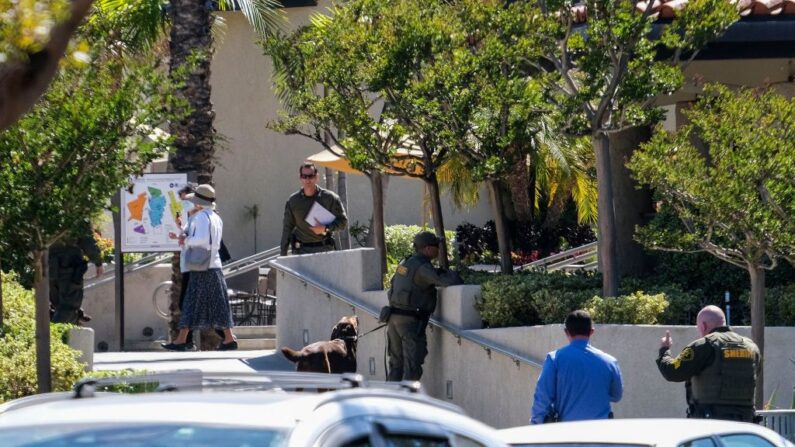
[209,5,492,261]
[272,248,795,428]
[82,264,172,351]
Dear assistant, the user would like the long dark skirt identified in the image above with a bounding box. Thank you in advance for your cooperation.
[179,268,233,330]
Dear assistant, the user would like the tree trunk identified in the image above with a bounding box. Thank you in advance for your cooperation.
[337,171,351,250]
[594,133,619,297]
[33,249,51,393]
[0,0,94,131]
[508,154,532,223]
[425,175,449,269]
[748,265,765,409]
[167,0,218,348]
[487,180,513,274]
[167,0,216,184]
[370,172,387,281]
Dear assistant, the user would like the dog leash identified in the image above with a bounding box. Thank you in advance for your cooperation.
[355,323,387,341]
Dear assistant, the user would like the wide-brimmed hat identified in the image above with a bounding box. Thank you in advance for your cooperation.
[186,184,216,207]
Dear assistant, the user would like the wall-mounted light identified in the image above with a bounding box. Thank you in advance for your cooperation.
[302,329,309,345]
[446,380,453,399]
[369,357,376,376]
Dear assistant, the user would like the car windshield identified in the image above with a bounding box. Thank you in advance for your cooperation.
[0,423,287,447]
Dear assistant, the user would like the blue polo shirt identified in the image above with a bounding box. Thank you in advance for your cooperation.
[530,339,624,424]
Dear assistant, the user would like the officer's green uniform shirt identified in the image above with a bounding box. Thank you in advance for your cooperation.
[280,186,348,256]
[656,326,760,407]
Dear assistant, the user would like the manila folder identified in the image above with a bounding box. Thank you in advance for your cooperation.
[305,202,336,226]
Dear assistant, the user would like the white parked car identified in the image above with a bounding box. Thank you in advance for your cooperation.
[499,419,795,447]
[0,371,507,447]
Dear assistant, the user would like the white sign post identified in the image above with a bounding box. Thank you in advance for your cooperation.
[120,173,189,253]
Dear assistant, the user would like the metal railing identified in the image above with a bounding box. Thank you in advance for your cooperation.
[517,241,598,273]
[270,260,543,370]
[222,246,280,280]
[84,253,173,291]
[757,410,795,441]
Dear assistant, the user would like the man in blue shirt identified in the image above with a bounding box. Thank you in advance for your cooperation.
[530,310,624,423]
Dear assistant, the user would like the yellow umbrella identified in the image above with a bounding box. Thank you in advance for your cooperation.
[306,144,425,176]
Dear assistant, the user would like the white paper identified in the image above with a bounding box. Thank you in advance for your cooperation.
[304,202,336,226]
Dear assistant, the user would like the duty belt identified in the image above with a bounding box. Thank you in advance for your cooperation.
[295,240,332,248]
[389,307,428,319]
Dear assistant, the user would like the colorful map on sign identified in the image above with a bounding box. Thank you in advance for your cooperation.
[122,173,187,253]
[127,193,147,222]
[168,190,182,222]
[147,186,167,228]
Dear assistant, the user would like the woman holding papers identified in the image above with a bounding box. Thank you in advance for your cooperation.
[280,162,348,256]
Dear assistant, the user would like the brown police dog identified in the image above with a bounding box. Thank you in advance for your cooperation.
[281,315,359,373]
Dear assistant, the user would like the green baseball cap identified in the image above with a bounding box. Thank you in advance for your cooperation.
[413,231,441,249]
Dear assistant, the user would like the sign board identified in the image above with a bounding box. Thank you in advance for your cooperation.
[120,173,189,252]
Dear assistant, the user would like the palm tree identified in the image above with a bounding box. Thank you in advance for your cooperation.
[98,0,283,347]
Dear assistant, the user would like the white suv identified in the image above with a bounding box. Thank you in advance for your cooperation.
[0,371,507,447]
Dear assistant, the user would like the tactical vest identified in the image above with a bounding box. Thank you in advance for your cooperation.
[691,331,758,407]
[388,255,437,315]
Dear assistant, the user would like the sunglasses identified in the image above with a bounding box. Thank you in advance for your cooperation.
[300,173,317,179]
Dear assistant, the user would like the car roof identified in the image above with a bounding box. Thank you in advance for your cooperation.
[0,391,307,430]
[498,419,784,446]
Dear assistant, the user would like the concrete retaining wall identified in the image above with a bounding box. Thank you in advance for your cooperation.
[272,248,795,428]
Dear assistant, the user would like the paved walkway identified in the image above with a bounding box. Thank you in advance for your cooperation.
[94,349,293,374]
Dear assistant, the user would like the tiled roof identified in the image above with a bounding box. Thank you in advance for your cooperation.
[572,0,795,23]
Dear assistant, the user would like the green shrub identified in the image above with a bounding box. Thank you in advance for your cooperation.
[0,273,87,403]
[80,369,156,393]
[741,284,795,326]
[619,278,702,325]
[476,270,600,327]
[585,292,669,324]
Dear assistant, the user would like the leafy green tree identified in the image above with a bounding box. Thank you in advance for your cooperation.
[264,15,405,278]
[0,0,93,130]
[97,0,282,346]
[538,0,738,296]
[0,18,184,392]
[628,84,795,407]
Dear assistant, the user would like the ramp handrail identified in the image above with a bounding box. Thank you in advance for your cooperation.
[516,241,598,273]
[270,259,543,370]
[756,409,795,441]
[84,253,172,291]
[222,246,281,280]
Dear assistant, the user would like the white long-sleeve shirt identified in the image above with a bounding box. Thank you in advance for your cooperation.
[184,208,223,270]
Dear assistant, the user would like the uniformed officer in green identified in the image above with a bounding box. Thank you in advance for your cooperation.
[657,305,761,422]
[280,162,348,256]
[49,223,104,324]
[386,231,463,381]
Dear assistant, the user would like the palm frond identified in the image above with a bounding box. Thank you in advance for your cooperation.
[219,0,285,39]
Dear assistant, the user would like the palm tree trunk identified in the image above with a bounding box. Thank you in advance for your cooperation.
[370,172,387,281]
[509,154,531,223]
[33,248,51,393]
[748,265,765,409]
[167,0,218,350]
[487,180,513,274]
[594,132,619,297]
[425,175,449,269]
[167,0,216,184]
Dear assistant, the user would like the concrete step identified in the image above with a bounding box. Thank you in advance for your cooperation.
[123,336,276,352]
[234,325,276,339]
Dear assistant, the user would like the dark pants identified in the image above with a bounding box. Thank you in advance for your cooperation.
[387,314,428,381]
[49,248,88,324]
[178,271,223,344]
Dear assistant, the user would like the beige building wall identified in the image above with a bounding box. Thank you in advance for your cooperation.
[210,6,492,260]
